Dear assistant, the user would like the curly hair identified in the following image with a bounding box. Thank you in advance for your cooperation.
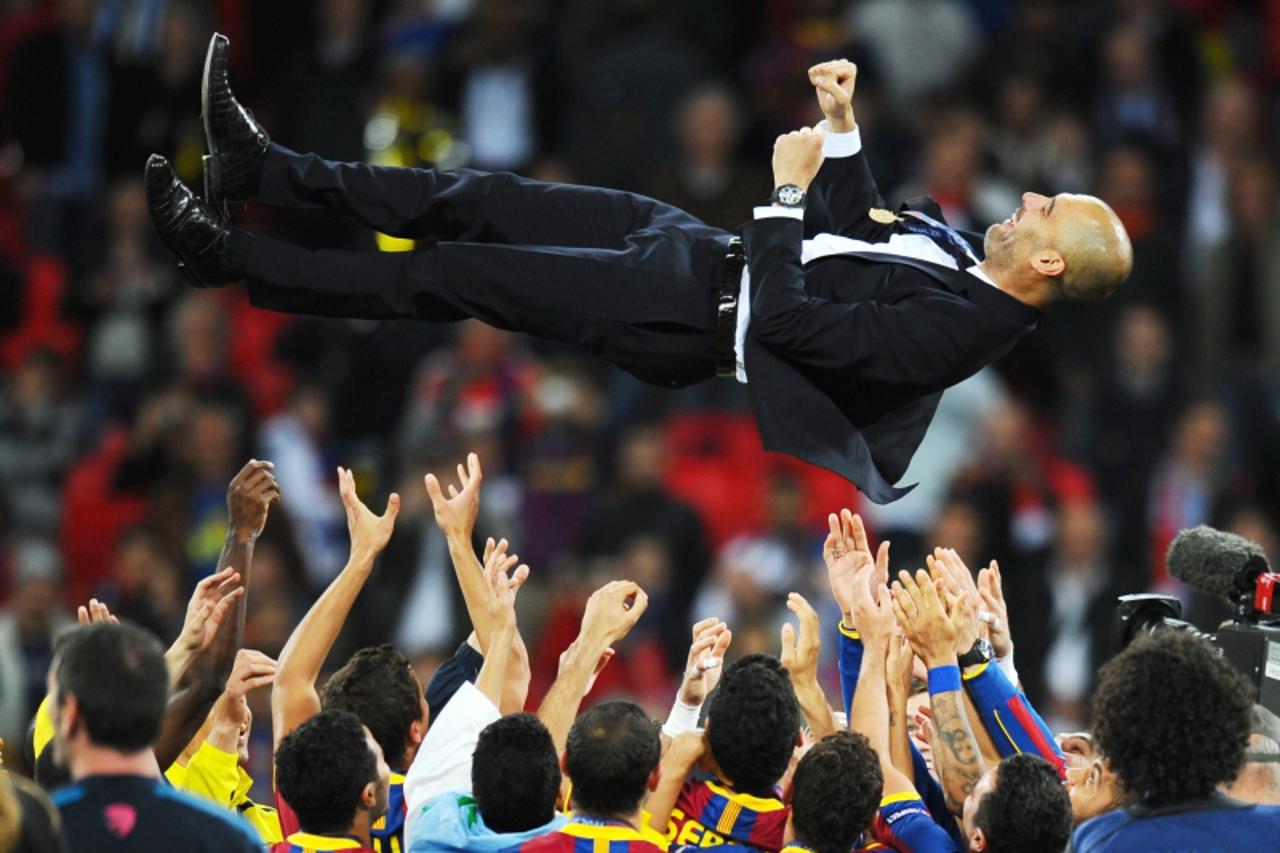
[706,653,801,796]
[1092,632,1253,807]
[565,701,661,818]
[471,713,562,833]
[275,709,378,835]
[973,755,1072,853]
[321,644,423,771]
[790,732,882,853]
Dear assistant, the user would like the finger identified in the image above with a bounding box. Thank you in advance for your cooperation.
[447,484,459,500]
[424,473,445,506]
[483,537,495,564]
[712,628,732,657]
[337,467,354,504]
[828,514,842,549]
[457,463,467,489]
[875,541,890,584]
[629,587,650,620]
[383,492,401,521]
[510,565,531,594]
[780,622,795,657]
[77,605,89,624]
[240,673,277,692]
[992,560,1003,595]
[214,572,243,597]
[787,592,818,623]
[691,616,721,639]
[466,452,483,490]
[198,566,236,592]
[848,511,869,555]
[239,649,277,667]
[891,593,911,627]
[208,587,246,629]
[815,76,849,104]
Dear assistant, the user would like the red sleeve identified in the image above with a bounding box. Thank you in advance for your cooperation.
[275,789,300,839]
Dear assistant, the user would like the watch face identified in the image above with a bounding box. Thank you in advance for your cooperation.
[778,185,804,206]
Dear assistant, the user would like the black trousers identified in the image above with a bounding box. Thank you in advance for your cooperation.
[245,145,734,388]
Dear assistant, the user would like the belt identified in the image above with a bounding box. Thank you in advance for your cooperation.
[714,237,747,378]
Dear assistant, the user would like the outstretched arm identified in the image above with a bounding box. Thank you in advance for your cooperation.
[425,453,531,713]
[271,467,399,746]
[154,460,278,769]
[780,593,838,741]
[804,60,887,239]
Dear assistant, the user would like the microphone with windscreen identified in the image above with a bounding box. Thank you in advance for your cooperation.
[1166,526,1279,619]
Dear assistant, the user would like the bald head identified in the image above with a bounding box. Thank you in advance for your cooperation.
[983,192,1133,311]
[1052,195,1133,306]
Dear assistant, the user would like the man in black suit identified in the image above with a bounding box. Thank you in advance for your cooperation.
[147,39,1132,503]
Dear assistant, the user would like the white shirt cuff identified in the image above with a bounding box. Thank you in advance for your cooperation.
[816,120,862,158]
[753,205,804,221]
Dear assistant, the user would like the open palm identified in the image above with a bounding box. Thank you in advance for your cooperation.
[824,509,888,620]
[339,466,400,555]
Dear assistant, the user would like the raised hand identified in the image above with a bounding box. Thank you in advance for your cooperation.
[885,630,915,700]
[928,548,982,655]
[424,452,482,540]
[482,538,521,634]
[679,617,732,706]
[175,566,246,656]
[226,459,280,543]
[580,580,649,649]
[338,466,400,558]
[780,593,822,687]
[892,570,960,667]
[772,127,825,192]
[209,648,276,752]
[807,59,857,132]
[825,509,889,625]
[77,598,119,625]
[850,559,895,644]
[977,560,1013,659]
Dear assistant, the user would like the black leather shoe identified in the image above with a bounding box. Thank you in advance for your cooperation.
[202,32,269,205]
[145,155,243,288]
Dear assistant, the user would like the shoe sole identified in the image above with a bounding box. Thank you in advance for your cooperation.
[201,35,222,204]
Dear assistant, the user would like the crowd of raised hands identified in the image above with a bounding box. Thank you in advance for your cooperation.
[26,447,1278,853]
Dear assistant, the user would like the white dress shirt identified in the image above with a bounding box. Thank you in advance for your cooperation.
[403,681,501,835]
[734,125,997,383]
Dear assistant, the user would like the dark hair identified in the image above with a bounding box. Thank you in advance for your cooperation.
[1092,632,1253,807]
[972,755,1071,853]
[321,644,422,770]
[471,713,561,833]
[706,654,801,796]
[790,732,883,853]
[275,709,377,835]
[564,701,661,818]
[53,622,168,752]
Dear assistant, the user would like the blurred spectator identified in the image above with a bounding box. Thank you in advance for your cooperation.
[1092,21,1183,149]
[439,0,554,173]
[3,0,109,252]
[1147,400,1230,590]
[849,0,981,110]
[1184,78,1262,282]
[645,83,767,231]
[0,349,82,535]
[891,106,1019,230]
[0,539,73,769]
[577,422,710,670]
[1012,501,1126,732]
[693,473,819,630]
[103,0,209,183]
[260,383,346,586]
[66,178,176,424]
[1195,154,1280,384]
[102,525,183,640]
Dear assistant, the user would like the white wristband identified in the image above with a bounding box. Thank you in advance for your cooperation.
[662,698,703,738]
[996,652,1018,686]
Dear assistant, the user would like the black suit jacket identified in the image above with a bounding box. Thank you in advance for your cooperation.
[739,146,1039,503]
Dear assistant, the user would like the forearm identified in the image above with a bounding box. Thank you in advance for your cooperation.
[887,682,913,780]
[962,662,1066,778]
[851,638,891,759]
[536,638,599,756]
[838,623,864,719]
[444,531,495,648]
[925,660,985,815]
[645,753,696,832]
[273,549,376,739]
[962,684,1002,766]
[474,624,515,707]
[794,680,838,741]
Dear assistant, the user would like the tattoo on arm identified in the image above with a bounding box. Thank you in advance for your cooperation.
[930,691,984,813]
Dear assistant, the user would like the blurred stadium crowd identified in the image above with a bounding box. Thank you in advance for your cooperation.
[1,0,1278,791]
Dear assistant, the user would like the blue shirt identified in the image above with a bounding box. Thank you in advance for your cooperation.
[53,774,261,852]
[1072,796,1280,852]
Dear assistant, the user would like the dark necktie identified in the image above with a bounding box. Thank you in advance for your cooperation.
[898,210,981,268]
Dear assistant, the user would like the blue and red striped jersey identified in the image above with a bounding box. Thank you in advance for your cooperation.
[869,794,957,853]
[664,779,789,851]
[513,817,666,853]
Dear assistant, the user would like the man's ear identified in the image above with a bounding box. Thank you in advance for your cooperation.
[58,695,79,741]
[794,730,804,749]
[969,826,987,852]
[409,717,426,749]
[646,763,662,793]
[1030,249,1065,278]
[361,781,377,811]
